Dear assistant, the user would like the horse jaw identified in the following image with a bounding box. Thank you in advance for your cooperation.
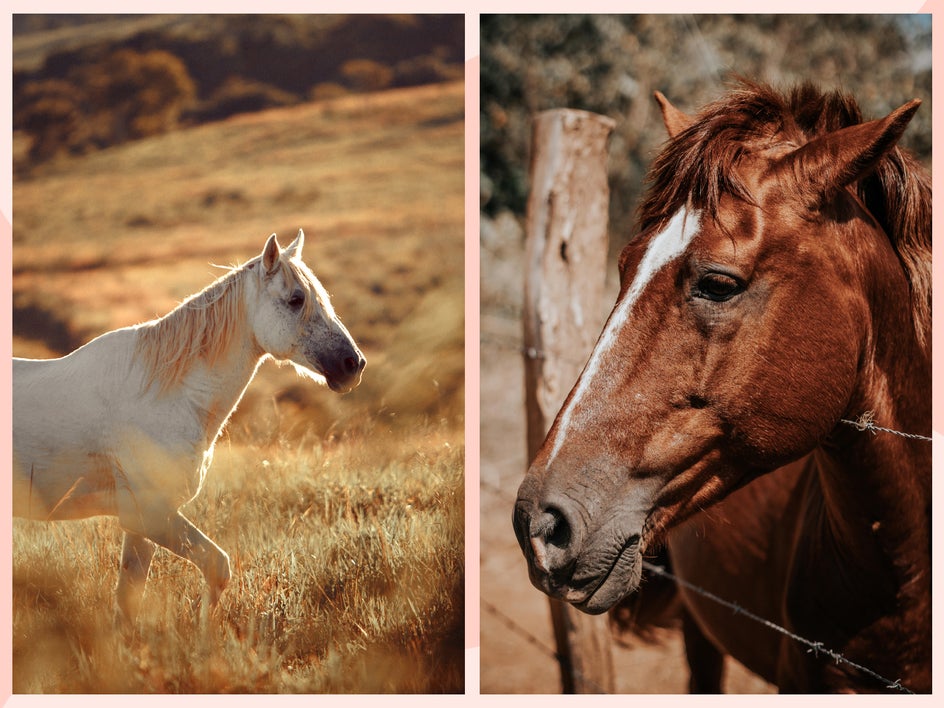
[281,357,330,388]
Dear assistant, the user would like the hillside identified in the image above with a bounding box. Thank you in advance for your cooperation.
[13,78,465,434]
[14,14,464,163]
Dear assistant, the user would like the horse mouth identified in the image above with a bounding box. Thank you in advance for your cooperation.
[570,536,643,614]
[320,353,366,393]
[528,533,643,615]
[325,372,362,394]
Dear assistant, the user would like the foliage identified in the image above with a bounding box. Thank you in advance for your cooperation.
[18,48,195,160]
[14,14,465,164]
[341,59,395,93]
[193,77,299,124]
[480,14,932,251]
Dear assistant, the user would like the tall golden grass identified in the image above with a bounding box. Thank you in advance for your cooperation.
[12,81,465,693]
[13,422,463,693]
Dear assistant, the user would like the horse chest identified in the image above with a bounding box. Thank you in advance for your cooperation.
[667,462,808,684]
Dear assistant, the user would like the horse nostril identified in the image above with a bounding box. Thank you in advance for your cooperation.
[525,506,573,576]
[514,499,577,578]
[533,506,571,548]
[344,355,365,374]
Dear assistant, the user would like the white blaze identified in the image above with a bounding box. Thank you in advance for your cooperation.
[547,207,701,464]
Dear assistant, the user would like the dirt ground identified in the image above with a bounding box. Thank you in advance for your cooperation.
[478,212,775,694]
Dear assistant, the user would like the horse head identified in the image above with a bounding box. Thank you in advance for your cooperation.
[514,84,927,614]
[249,230,366,393]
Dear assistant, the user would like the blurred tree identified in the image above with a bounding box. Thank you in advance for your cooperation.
[17,47,196,159]
[192,76,297,123]
[481,14,931,253]
[18,79,82,161]
[310,82,350,102]
[341,59,395,92]
[13,15,465,165]
[82,48,197,142]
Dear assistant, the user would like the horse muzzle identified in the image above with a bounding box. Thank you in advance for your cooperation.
[513,476,645,614]
[323,350,366,393]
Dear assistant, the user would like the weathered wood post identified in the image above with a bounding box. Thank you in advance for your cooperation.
[523,108,616,693]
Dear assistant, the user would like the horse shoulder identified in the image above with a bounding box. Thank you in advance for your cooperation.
[13,328,203,487]
[14,331,133,439]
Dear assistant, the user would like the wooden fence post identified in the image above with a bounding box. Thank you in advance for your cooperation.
[523,108,616,693]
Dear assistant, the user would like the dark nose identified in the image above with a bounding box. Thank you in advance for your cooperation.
[344,353,366,375]
[513,497,578,582]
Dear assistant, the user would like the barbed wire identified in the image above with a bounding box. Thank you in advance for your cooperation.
[641,561,915,694]
[481,309,926,694]
[840,411,932,442]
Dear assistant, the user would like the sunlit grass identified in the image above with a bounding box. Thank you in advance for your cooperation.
[12,420,464,693]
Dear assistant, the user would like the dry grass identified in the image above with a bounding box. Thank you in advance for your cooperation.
[13,423,463,693]
[12,81,464,693]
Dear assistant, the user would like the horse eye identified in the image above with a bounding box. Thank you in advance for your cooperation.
[695,273,743,302]
[287,291,306,310]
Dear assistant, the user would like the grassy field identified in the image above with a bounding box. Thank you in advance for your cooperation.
[12,80,465,693]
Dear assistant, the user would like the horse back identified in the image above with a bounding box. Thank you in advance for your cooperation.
[14,328,139,433]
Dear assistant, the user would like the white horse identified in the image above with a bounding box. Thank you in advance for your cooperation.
[13,230,365,622]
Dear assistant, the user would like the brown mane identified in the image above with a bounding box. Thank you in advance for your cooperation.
[637,80,931,347]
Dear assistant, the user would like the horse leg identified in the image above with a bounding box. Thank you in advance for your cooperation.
[115,531,156,624]
[122,509,230,606]
[682,610,725,693]
[127,510,231,609]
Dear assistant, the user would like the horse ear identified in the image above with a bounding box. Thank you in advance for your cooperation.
[286,228,305,259]
[262,233,281,275]
[778,98,921,206]
[654,91,693,138]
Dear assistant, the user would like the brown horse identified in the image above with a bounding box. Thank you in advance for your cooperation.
[513,82,931,693]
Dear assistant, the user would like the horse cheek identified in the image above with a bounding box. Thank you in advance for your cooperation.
[728,308,859,468]
[253,305,293,361]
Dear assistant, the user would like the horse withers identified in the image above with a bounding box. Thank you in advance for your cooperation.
[513,83,930,693]
[13,230,365,623]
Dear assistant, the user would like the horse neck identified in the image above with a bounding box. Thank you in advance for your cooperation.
[139,270,265,439]
[821,217,930,507]
[189,327,265,440]
[845,261,931,504]
[812,286,930,622]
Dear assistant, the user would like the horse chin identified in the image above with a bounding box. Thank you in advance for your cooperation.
[290,355,363,394]
[323,367,363,394]
[525,531,643,615]
[572,536,643,615]
[326,375,358,394]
